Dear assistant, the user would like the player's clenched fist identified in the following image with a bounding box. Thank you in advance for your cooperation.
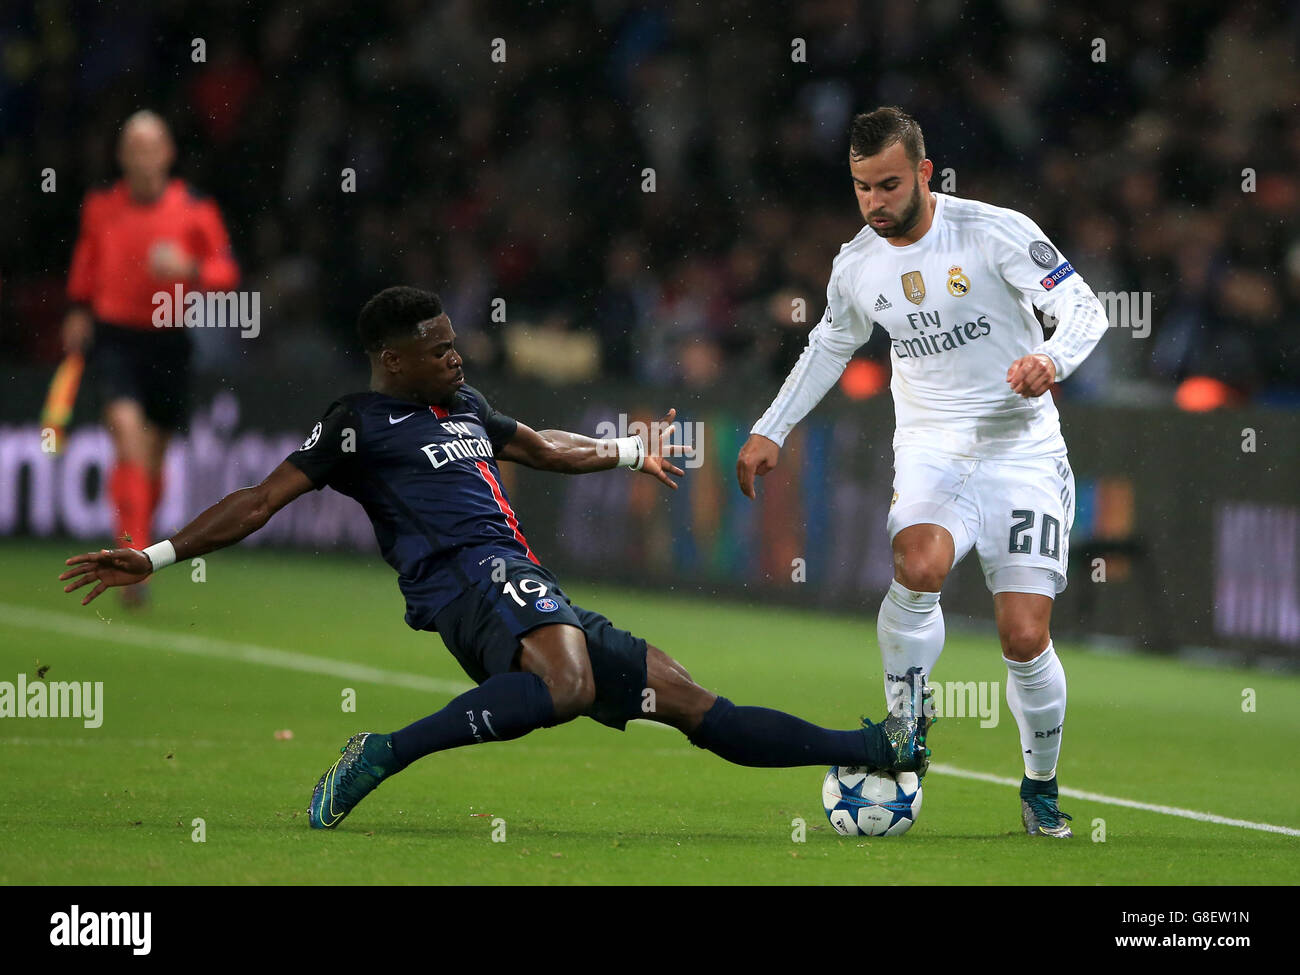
[1005,353,1057,398]
[736,433,780,500]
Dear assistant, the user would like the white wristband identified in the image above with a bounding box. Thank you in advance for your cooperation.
[142,539,176,572]
[614,435,645,471]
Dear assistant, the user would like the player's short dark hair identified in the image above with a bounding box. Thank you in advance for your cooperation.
[849,107,926,168]
[357,286,444,353]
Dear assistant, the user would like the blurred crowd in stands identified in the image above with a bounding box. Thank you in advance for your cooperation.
[3,0,1298,407]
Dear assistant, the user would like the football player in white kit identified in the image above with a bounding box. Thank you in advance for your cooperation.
[736,107,1110,838]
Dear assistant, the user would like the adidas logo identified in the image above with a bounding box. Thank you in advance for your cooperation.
[874,294,892,311]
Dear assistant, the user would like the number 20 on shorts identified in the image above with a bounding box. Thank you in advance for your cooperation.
[1008,509,1061,560]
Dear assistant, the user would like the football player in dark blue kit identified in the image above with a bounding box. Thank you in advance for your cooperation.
[61,286,933,831]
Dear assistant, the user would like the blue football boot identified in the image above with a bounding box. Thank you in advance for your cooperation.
[864,666,935,775]
[1021,775,1074,838]
[308,732,401,829]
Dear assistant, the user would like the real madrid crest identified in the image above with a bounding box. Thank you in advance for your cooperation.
[901,271,926,305]
[946,266,971,297]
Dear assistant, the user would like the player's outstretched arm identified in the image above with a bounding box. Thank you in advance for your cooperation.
[496,408,688,490]
[59,460,314,605]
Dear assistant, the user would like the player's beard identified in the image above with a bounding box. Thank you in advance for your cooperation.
[868,176,924,238]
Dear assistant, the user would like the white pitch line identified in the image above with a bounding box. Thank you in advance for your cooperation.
[928,763,1300,837]
[5,602,1297,838]
[0,601,472,696]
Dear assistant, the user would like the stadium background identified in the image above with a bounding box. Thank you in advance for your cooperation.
[1,0,1298,664]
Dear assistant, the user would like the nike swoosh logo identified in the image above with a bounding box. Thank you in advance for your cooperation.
[321,759,344,826]
[482,710,497,739]
[388,413,416,424]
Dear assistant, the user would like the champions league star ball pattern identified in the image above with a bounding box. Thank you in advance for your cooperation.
[822,766,923,836]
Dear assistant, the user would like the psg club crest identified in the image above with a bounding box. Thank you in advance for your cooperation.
[535,597,559,613]
[946,266,970,297]
[901,271,926,305]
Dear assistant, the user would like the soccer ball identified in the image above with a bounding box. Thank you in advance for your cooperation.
[821,766,923,837]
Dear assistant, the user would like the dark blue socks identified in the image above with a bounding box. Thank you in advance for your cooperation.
[389,671,557,768]
[687,696,884,768]
[388,682,882,772]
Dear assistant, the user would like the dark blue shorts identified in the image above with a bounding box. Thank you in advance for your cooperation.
[431,558,648,730]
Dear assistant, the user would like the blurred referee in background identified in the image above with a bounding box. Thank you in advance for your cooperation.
[62,110,239,606]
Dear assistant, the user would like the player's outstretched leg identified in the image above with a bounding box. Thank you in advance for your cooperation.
[309,625,586,829]
[307,670,559,829]
[643,647,933,773]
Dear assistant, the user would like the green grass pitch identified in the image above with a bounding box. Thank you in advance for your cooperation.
[2,539,1297,885]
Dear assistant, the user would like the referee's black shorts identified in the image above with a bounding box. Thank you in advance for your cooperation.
[432,557,649,730]
[88,319,193,431]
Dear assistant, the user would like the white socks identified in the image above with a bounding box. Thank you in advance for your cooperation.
[878,581,1067,781]
[877,580,945,707]
[1004,641,1067,780]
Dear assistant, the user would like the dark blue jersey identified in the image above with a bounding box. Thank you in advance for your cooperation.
[284,385,538,630]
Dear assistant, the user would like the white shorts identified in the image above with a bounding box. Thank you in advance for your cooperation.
[885,445,1076,597]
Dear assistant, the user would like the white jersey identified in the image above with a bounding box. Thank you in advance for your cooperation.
[752,192,1110,458]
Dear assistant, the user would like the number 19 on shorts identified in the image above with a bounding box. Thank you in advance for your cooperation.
[502,577,549,607]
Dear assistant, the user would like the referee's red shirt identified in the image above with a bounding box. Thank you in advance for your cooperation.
[67,178,239,329]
